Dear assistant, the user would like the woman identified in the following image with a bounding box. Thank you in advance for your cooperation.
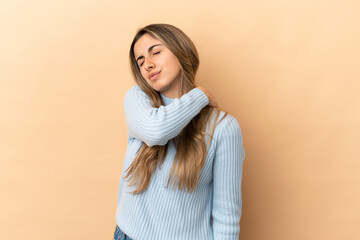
[114,23,245,240]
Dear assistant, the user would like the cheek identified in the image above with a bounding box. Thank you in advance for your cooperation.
[139,69,147,79]
[168,61,181,76]
[139,69,153,85]
[164,56,180,73]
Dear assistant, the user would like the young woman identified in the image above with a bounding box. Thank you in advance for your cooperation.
[113,23,245,240]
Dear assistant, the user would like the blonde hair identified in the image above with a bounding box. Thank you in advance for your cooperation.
[125,23,228,194]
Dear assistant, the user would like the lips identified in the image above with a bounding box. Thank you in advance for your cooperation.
[149,71,161,80]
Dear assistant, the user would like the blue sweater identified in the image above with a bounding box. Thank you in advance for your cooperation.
[115,85,245,240]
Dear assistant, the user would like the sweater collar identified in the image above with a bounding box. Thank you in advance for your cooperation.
[160,92,175,105]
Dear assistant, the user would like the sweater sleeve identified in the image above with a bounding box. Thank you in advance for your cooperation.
[123,85,209,147]
[212,116,245,240]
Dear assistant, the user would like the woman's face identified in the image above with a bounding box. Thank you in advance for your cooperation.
[133,33,182,98]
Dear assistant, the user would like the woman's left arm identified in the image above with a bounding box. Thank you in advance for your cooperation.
[211,116,245,240]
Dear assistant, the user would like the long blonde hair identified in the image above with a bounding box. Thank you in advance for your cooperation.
[125,23,228,194]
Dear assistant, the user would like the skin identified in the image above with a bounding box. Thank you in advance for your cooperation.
[133,33,218,107]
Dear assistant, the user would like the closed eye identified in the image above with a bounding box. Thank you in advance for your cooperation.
[139,52,161,67]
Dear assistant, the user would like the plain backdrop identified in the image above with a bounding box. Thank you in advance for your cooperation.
[1,0,359,239]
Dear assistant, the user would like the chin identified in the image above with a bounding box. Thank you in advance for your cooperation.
[151,83,167,93]
[148,85,163,93]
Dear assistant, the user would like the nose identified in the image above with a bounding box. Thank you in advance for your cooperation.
[144,60,155,71]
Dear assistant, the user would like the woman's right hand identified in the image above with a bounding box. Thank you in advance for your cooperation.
[196,86,218,108]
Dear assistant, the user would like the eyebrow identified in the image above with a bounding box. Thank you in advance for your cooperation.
[136,44,163,63]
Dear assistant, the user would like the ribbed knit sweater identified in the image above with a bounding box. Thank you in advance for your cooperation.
[115,85,245,240]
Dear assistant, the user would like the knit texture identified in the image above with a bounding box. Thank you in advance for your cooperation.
[115,85,245,240]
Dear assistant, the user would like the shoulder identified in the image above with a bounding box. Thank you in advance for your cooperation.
[211,110,243,143]
[123,85,148,104]
[124,85,141,98]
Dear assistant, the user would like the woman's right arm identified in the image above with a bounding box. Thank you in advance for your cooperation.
[123,85,209,147]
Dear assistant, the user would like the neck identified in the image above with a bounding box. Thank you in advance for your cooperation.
[160,79,182,99]
[161,91,180,99]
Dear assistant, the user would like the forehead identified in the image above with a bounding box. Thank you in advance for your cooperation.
[134,33,163,57]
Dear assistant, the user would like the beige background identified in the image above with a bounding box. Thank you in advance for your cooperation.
[1,0,359,239]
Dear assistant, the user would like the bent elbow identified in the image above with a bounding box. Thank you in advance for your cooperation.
[143,134,169,147]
